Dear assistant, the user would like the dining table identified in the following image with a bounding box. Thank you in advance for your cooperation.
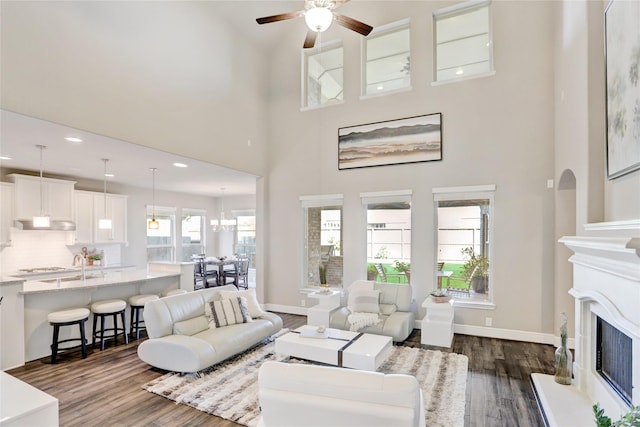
[204,257,237,286]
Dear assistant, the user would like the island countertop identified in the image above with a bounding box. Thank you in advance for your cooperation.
[20,269,180,294]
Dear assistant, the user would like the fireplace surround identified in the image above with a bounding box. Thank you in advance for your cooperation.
[533,229,639,426]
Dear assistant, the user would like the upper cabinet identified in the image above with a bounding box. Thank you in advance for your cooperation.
[74,190,128,244]
[0,183,14,246]
[8,174,75,221]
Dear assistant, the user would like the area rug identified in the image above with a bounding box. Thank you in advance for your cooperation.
[143,332,468,427]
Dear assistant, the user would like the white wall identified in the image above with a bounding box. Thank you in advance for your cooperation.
[264,1,557,334]
[2,1,638,340]
[0,1,269,177]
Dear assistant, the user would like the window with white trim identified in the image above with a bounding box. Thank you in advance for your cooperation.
[433,1,493,83]
[181,208,205,262]
[303,41,343,108]
[235,213,256,268]
[361,190,412,284]
[363,19,411,96]
[146,206,176,262]
[300,195,343,287]
[433,185,495,304]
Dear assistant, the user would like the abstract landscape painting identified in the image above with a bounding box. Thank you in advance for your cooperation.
[338,113,442,170]
[605,0,640,179]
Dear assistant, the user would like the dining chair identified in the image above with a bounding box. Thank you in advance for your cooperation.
[223,258,250,289]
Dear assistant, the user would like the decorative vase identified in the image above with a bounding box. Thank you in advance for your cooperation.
[554,313,572,385]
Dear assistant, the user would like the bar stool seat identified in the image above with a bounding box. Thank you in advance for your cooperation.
[90,299,128,350]
[128,294,159,340]
[163,289,187,297]
[47,307,90,364]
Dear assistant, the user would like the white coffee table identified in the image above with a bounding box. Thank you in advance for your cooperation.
[275,326,393,371]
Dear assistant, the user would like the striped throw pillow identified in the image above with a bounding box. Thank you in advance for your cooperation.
[207,297,253,329]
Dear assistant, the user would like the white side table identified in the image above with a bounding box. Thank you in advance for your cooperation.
[306,289,341,326]
[421,297,454,348]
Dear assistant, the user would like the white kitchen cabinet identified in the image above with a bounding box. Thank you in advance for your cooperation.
[94,193,127,243]
[8,174,75,221]
[0,183,13,246]
[74,190,128,244]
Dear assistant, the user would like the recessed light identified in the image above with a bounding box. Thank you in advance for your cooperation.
[455,68,464,75]
[65,137,83,142]
[173,162,188,168]
[104,173,115,177]
[0,156,11,160]
[377,85,384,90]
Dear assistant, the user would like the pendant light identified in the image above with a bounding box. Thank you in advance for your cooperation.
[148,168,159,230]
[98,158,113,230]
[211,187,236,232]
[32,145,50,228]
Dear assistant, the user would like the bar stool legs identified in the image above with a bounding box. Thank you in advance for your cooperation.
[48,308,90,364]
[90,299,128,351]
[128,294,159,340]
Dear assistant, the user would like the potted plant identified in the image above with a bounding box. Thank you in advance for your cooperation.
[394,260,411,283]
[461,247,489,293]
[367,264,378,281]
[89,254,102,266]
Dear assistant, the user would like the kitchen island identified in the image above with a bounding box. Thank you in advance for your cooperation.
[1,268,186,369]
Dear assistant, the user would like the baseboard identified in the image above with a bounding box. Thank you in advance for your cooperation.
[269,305,574,347]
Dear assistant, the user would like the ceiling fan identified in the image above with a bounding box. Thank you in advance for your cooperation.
[256,0,373,49]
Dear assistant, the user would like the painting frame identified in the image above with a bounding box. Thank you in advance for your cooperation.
[338,113,442,170]
[604,0,640,179]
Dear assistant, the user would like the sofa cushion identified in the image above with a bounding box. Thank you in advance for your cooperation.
[219,288,266,318]
[348,289,380,313]
[207,297,252,328]
[379,303,397,316]
[173,315,209,336]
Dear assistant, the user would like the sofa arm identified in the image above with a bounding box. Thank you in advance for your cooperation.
[137,334,217,373]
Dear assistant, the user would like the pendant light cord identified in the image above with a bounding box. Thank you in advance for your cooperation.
[37,145,46,215]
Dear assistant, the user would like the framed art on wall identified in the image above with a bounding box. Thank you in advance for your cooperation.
[605,0,640,179]
[338,113,442,170]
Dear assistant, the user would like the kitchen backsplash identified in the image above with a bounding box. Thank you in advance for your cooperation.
[1,229,122,275]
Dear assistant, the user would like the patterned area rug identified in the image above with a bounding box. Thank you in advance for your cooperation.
[143,332,468,427]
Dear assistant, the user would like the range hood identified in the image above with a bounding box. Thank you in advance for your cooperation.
[14,220,76,231]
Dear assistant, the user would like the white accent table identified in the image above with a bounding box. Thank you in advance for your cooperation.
[306,290,341,327]
[275,326,393,371]
[421,297,454,348]
[0,371,59,426]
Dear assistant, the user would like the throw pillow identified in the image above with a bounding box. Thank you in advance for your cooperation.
[207,296,253,329]
[379,303,397,316]
[347,289,380,313]
[219,289,266,319]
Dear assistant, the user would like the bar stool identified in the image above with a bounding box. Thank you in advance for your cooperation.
[163,289,187,297]
[128,294,159,340]
[90,299,128,350]
[47,307,90,364]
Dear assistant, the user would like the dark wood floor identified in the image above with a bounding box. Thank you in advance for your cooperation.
[7,313,554,427]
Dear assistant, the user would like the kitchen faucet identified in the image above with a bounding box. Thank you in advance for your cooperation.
[72,253,86,280]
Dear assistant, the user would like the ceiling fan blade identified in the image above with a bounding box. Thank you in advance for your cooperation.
[256,11,303,25]
[303,30,317,49]
[333,13,373,36]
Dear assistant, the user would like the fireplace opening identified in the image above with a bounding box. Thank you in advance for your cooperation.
[596,316,633,405]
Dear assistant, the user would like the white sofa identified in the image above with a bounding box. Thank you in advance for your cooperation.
[137,285,282,373]
[329,280,416,342]
[257,361,425,427]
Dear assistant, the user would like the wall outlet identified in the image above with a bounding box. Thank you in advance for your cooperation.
[485,317,493,327]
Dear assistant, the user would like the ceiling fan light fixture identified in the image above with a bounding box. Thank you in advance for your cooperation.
[305,7,333,32]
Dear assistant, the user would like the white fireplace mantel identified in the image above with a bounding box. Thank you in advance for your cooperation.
[533,231,640,426]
